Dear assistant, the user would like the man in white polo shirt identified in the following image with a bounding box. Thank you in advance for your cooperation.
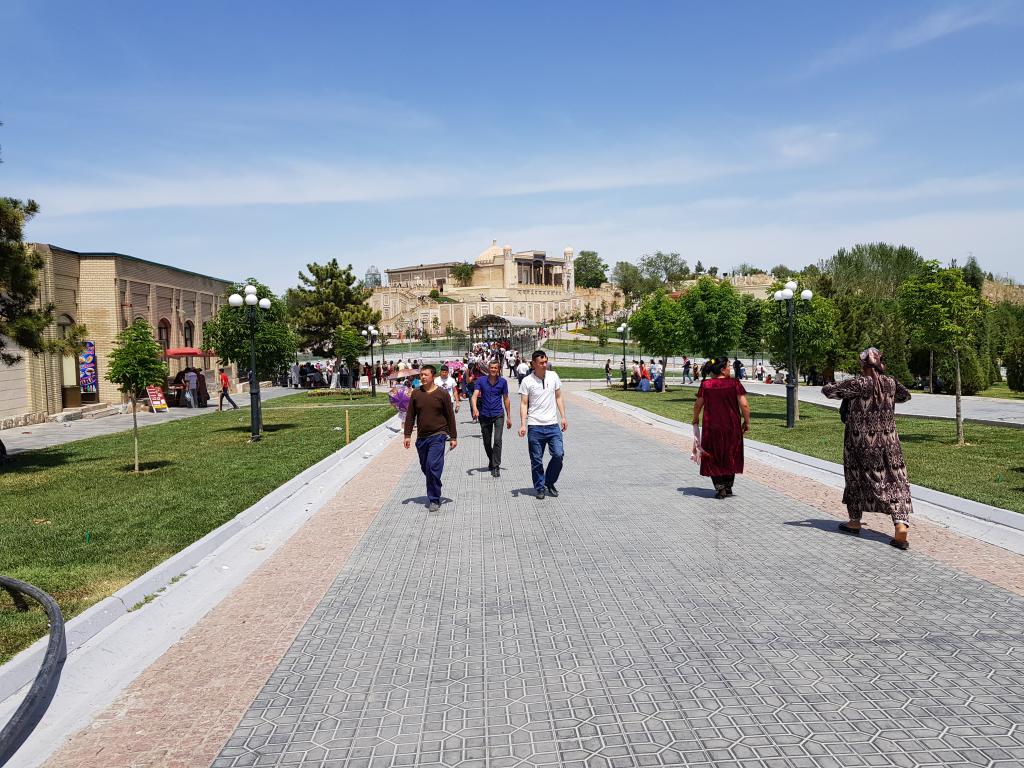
[518,349,567,500]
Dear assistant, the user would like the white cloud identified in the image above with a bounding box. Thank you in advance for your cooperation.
[805,2,1010,75]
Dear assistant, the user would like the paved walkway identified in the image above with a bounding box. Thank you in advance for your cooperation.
[195,395,1024,767]
[0,387,294,455]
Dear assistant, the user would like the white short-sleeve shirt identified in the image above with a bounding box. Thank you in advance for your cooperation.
[520,370,562,426]
[437,375,458,401]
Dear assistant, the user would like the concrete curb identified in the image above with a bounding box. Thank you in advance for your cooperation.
[0,414,402,703]
[577,391,1024,555]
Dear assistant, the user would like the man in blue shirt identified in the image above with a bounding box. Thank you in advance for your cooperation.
[471,360,512,478]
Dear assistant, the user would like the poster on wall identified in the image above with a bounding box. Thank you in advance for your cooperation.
[78,341,98,393]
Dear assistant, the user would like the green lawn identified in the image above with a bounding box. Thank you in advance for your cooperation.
[974,381,1024,400]
[546,338,647,356]
[596,389,1024,515]
[550,365,615,380]
[0,391,394,664]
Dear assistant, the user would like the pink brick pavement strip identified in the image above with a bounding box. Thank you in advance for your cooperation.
[572,393,1024,598]
[43,436,414,768]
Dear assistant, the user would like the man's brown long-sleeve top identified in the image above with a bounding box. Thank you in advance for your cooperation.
[404,385,458,440]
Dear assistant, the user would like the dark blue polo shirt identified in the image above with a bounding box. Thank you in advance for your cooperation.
[473,376,508,418]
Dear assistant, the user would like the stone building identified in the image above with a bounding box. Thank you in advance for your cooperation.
[0,244,233,427]
[370,240,616,336]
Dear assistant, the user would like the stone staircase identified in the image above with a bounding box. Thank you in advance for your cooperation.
[49,402,126,423]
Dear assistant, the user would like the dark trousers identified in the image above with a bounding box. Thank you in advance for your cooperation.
[711,474,735,490]
[479,415,504,469]
[527,424,564,492]
[416,433,447,504]
[220,387,238,409]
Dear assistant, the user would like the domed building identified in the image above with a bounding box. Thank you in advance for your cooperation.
[369,240,618,336]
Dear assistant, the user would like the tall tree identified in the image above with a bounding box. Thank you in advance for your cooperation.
[639,251,689,284]
[612,261,657,307]
[628,291,688,375]
[1,198,87,365]
[762,293,840,420]
[899,262,982,444]
[203,280,300,379]
[738,294,765,368]
[450,262,475,287]
[288,259,381,356]
[678,276,744,357]
[573,250,608,288]
[333,325,366,372]
[106,320,169,473]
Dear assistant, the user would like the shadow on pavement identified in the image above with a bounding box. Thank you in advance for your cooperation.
[465,466,493,476]
[400,496,452,508]
[509,487,542,498]
[784,518,892,543]
[677,486,717,498]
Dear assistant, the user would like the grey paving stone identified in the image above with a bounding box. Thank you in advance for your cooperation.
[212,399,1024,767]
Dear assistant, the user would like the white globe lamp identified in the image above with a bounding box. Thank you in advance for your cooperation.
[228,293,243,308]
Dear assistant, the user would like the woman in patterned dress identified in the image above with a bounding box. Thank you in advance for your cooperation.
[691,357,751,499]
[822,347,913,550]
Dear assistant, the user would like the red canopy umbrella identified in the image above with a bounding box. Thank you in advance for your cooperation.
[164,347,212,358]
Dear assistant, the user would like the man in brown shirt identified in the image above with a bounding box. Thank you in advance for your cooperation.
[404,364,458,511]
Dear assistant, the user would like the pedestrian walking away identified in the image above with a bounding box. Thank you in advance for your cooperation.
[184,367,199,408]
[822,347,914,551]
[518,349,567,500]
[691,356,750,499]
[436,365,461,413]
[218,367,239,410]
[403,364,458,512]
[471,360,512,477]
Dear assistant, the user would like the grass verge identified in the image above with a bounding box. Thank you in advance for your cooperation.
[973,381,1024,401]
[0,391,394,664]
[595,388,1024,515]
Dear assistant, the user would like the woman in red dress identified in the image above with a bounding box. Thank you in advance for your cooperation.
[691,357,751,499]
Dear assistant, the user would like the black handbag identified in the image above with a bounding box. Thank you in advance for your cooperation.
[839,399,850,423]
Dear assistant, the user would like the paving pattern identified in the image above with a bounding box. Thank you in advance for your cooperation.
[212,397,1024,767]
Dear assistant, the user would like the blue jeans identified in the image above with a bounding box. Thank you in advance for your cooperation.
[416,433,447,504]
[527,424,564,492]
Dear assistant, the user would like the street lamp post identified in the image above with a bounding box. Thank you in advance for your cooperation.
[773,281,813,429]
[361,325,379,396]
[616,321,629,391]
[228,285,272,441]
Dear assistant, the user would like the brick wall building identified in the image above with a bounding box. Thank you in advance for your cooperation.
[0,244,233,426]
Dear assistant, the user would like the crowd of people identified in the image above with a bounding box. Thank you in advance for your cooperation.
[398,344,916,553]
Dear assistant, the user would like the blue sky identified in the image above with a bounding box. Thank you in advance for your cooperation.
[2,1,1023,291]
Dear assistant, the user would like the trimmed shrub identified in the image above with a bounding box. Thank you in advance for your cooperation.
[938,347,985,396]
[1006,336,1024,392]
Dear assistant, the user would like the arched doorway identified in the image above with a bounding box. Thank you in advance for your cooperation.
[58,314,81,408]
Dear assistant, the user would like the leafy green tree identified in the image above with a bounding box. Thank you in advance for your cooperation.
[106,320,169,473]
[770,264,795,279]
[333,325,366,372]
[734,263,765,276]
[428,288,441,300]
[639,251,689,284]
[899,262,982,444]
[1005,336,1024,392]
[762,292,840,420]
[287,259,381,356]
[450,262,475,287]
[629,292,688,375]
[203,280,300,379]
[678,276,744,357]
[738,294,765,368]
[693,260,705,275]
[1,198,87,365]
[574,250,608,288]
[938,347,985,396]
[961,255,985,291]
[612,261,659,306]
